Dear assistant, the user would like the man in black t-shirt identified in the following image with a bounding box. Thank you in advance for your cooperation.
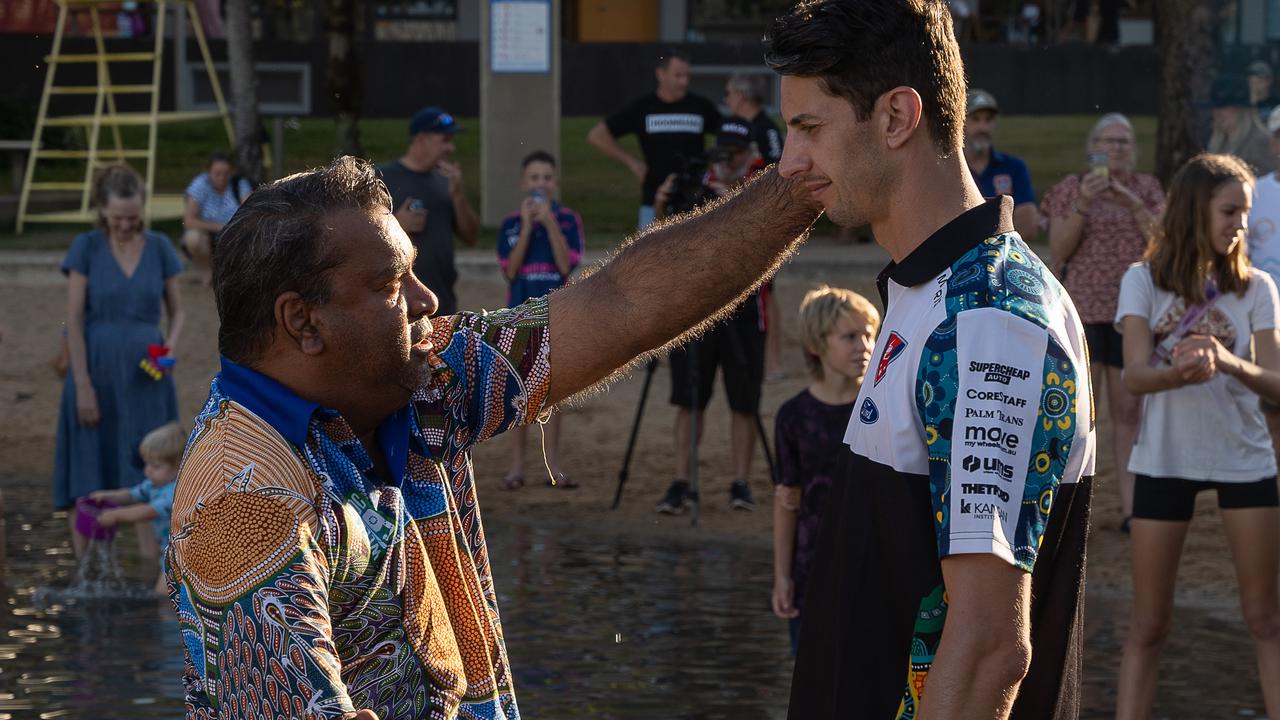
[587,49,722,229]
[725,73,784,163]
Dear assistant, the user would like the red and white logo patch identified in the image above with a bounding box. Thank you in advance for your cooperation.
[874,331,908,386]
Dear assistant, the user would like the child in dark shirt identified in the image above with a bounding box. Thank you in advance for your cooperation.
[773,285,881,652]
[496,151,584,490]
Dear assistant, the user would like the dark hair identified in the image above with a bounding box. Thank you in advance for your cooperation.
[213,156,391,364]
[657,47,689,69]
[1148,153,1254,303]
[764,0,966,156]
[207,151,233,168]
[521,150,557,170]
[92,163,144,227]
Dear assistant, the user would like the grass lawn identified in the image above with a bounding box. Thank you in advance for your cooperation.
[2,114,1156,250]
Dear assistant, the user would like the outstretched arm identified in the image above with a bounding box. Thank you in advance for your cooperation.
[546,167,820,404]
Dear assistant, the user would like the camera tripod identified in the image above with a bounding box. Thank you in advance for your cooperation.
[610,326,777,528]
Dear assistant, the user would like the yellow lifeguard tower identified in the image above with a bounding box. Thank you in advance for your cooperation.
[16,0,234,232]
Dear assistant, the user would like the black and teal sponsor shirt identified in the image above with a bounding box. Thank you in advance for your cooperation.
[789,197,1095,719]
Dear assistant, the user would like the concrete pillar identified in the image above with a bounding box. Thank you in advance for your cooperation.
[659,0,687,42]
[479,0,561,227]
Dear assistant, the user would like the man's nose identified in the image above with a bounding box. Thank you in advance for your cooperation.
[777,141,807,178]
[407,273,439,318]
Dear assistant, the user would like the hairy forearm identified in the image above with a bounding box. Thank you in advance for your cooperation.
[546,167,820,403]
[917,646,1025,720]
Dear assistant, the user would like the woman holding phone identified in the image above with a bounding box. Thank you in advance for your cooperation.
[1114,153,1280,718]
[1043,112,1166,532]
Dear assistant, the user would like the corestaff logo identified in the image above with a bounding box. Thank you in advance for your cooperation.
[873,331,908,386]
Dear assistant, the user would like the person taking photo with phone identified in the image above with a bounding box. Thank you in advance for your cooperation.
[378,106,480,316]
[496,150,584,491]
[1043,112,1165,532]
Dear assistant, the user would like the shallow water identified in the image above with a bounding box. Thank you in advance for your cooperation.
[0,477,1268,719]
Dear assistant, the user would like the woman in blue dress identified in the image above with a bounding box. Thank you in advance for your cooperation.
[54,164,185,557]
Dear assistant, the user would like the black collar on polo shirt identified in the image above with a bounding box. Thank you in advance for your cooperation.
[875,196,1015,305]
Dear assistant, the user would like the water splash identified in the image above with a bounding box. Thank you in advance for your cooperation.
[31,539,159,607]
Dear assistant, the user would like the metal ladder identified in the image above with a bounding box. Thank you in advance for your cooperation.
[16,0,234,232]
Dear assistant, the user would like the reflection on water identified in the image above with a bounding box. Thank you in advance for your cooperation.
[0,476,1268,719]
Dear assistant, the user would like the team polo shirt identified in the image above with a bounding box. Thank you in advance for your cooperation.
[971,149,1036,206]
[497,202,585,307]
[605,91,721,205]
[788,197,1096,719]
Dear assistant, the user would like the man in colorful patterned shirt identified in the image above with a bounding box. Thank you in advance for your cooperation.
[767,2,1094,719]
[166,156,822,719]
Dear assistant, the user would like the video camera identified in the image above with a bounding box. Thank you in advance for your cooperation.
[665,153,716,216]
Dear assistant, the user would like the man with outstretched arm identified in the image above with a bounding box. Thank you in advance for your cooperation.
[766,2,1095,718]
[164,156,820,720]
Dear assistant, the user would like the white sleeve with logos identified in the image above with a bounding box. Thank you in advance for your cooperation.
[922,307,1083,572]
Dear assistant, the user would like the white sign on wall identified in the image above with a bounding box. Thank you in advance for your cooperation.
[491,0,551,74]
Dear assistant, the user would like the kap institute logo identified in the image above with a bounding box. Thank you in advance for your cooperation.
[873,331,908,386]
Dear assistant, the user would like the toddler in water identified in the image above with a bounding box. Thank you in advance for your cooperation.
[90,422,184,593]
[772,286,880,653]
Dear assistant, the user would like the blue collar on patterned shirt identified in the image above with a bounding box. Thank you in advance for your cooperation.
[217,356,413,484]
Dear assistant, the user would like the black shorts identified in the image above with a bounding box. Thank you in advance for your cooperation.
[669,319,765,414]
[1132,474,1280,521]
[1083,321,1125,369]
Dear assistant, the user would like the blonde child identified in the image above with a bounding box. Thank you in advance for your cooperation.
[90,422,185,593]
[772,285,880,653]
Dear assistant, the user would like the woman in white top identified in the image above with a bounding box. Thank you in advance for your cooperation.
[1115,153,1280,718]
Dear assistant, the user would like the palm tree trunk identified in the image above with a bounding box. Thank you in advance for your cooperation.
[1154,0,1224,185]
[328,0,362,157]
[224,0,263,182]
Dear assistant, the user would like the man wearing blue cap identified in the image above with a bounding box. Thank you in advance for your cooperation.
[378,106,480,315]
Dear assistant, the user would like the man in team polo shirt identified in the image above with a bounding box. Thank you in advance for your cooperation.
[767,2,1095,718]
[964,89,1040,240]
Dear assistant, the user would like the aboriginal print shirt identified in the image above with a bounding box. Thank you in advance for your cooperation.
[788,198,1096,720]
[167,298,551,720]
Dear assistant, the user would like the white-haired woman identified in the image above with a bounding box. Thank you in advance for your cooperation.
[1043,112,1166,532]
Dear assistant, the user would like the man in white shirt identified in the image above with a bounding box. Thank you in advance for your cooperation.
[1249,107,1280,458]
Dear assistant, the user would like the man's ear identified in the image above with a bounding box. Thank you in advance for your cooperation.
[879,86,924,150]
[274,291,325,355]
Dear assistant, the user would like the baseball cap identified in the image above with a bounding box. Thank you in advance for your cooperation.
[1211,75,1251,108]
[715,117,752,149]
[1267,106,1280,135]
[966,89,999,115]
[1250,60,1274,78]
[408,106,460,136]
